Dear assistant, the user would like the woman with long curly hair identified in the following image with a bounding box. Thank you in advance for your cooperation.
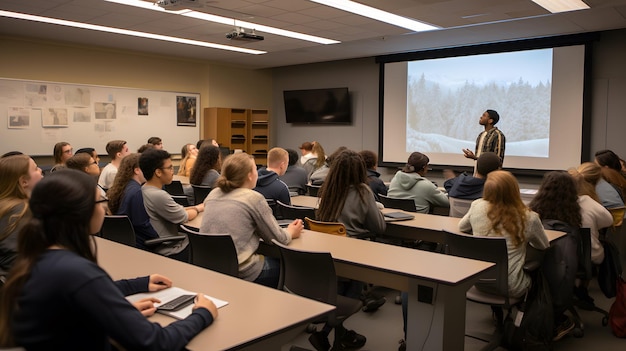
[459,170,549,297]
[189,144,221,187]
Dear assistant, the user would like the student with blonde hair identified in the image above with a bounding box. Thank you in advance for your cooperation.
[459,170,549,298]
[177,143,198,177]
[201,153,303,288]
[0,155,43,278]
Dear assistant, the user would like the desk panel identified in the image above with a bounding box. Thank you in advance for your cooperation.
[96,237,333,351]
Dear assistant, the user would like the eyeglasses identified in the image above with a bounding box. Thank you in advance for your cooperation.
[63,149,73,154]
[160,165,174,171]
[96,197,109,204]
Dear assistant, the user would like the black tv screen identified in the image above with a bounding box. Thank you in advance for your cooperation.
[283,87,352,124]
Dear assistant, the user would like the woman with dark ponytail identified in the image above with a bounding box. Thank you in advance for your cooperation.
[0,170,218,350]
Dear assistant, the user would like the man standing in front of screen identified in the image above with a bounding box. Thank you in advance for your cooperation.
[462,109,506,163]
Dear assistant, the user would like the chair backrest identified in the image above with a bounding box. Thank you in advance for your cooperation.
[448,197,474,218]
[307,184,322,197]
[608,206,625,227]
[272,239,337,307]
[577,227,593,280]
[163,180,185,196]
[443,230,509,300]
[191,184,212,205]
[304,217,346,236]
[277,200,316,222]
[180,225,239,277]
[266,198,281,219]
[101,215,136,247]
[171,195,189,207]
[378,194,417,212]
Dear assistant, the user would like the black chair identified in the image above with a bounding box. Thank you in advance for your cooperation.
[179,225,239,277]
[378,194,416,212]
[443,230,522,350]
[171,195,189,207]
[100,215,137,247]
[163,180,185,196]
[276,200,316,222]
[307,184,322,197]
[272,239,364,351]
[191,184,212,205]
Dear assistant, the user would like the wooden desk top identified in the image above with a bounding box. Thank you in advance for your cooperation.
[95,237,333,351]
[291,195,565,243]
[288,230,494,287]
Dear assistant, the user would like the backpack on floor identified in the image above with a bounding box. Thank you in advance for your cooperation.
[598,240,623,298]
[609,277,626,337]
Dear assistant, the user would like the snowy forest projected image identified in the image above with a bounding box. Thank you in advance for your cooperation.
[406,49,553,157]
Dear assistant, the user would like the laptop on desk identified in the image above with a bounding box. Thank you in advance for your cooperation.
[383,212,415,222]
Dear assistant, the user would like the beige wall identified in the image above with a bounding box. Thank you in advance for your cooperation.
[1,36,273,161]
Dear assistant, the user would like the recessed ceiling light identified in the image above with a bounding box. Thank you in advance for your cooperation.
[0,10,266,54]
[532,0,590,13]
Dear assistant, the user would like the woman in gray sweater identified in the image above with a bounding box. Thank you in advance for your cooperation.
[200,153,303,288]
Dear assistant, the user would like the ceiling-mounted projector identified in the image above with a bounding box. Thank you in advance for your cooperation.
[226,29,264,42]
[155,0,200,10]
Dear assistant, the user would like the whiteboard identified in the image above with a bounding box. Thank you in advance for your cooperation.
[0,78,200,156]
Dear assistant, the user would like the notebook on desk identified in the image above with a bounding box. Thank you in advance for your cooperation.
[127,286,228,320]
[384,212,415,221]
[277,219,293,228]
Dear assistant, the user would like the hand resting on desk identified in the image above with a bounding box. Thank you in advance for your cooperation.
[130,273,173,316]
[193,293,219,320]
[286,219,304,239]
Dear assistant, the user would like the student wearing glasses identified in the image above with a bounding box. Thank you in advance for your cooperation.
[139,149,203,262]
[66,152,107,202]
[50,141,73,172]
[0,154,43,280]
[0,170,217,350]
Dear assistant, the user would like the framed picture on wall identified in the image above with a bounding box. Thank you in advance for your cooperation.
[176,95,196,126]
[7,107,31,129]
[42,108,68,128]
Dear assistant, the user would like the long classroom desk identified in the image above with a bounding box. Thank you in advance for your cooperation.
[185,214,493,351]
[289,195,566,243]
[95,237,334,351]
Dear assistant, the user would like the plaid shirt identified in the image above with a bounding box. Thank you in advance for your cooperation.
[475,127,505,162]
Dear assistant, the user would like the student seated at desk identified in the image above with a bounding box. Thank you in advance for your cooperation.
[443,152,501,199]
[359,150,387,201]
[50,141,73,173]
[459,170,549,298]
[98,139,130,190]
[0,155,43,280]
[388,151,449,213]
[0,170,218,350]
[189,143,221,188]
[278,148,308,195]
[253,147,291,205]
[317,149,386,238]
[139,149,204,262]
[201,153,303,289]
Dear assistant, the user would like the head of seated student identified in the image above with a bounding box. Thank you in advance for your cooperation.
[595,149,622,172]
[147,137,163,150]
[1,151,24,158]
[216,153,257,193]
[107,153,143,215]
[529,171,582,228]
[568,162,603,202]
[299,142,313,156]
[311,141,326,169]
[105,140,130,164]
[139,149,173,187]
[359,150,378,171]
[483,170,527,246]
[285,148,300,167]
[0,155,43,228]
[66,153,100,178]
[0,170,103,343]
[403,152,430,176]
[136,144,154,153]
[53,142,73,166]
[475,152,502,178]
[317,149,368,221]
[189,145,221,186]
[75,147,100,166]
[265,147,289,176]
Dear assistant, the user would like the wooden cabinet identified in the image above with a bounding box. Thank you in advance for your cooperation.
[203,107,270,166]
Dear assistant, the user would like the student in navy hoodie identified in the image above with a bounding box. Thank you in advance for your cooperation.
[444,152,501,199]
[254,147,291,205]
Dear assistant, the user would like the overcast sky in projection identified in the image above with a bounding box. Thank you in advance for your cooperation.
[407,48,553,91]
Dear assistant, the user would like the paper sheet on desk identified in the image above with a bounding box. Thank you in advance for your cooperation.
[127,286,228,320]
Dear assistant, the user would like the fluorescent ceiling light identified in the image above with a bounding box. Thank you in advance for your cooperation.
[532,0,590,13]
[0,10,266,55]
[309,0,439,32]
[105,0,340,45]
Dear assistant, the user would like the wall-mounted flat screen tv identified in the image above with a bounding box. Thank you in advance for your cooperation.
[283,87,352,124]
